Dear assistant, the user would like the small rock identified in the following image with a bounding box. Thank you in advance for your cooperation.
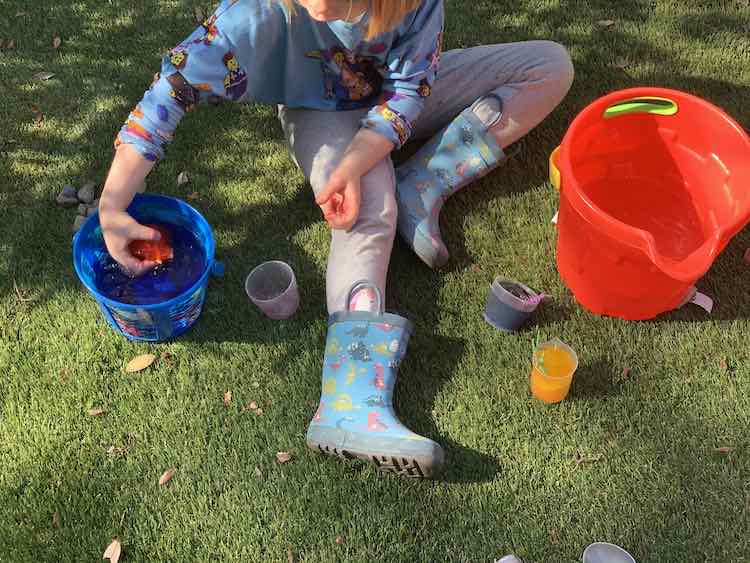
[73,215,86,232]
[77,182,96,204]
[56,185,78,207]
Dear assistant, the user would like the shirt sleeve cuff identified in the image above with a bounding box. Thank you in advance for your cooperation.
[361,107,413,149]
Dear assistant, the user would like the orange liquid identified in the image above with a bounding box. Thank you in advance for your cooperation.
[529,345,577,403]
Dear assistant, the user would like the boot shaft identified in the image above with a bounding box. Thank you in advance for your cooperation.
[323,310,412,406]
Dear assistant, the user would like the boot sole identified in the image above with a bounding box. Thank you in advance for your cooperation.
[308,439,440,479]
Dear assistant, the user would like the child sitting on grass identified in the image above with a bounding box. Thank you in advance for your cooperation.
[99,0,573,478]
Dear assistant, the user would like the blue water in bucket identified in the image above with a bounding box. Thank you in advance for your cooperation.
[73,193,221,342]
[94,223,205,305]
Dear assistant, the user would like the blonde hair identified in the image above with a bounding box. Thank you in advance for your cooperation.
[279,1,423,40]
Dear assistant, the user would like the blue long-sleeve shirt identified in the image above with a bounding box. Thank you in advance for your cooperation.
[116,0,444,161]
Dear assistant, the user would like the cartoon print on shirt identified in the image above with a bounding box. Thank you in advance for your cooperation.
[306,46,384,110]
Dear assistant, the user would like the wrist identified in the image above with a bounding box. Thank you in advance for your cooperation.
[337,153,367,179]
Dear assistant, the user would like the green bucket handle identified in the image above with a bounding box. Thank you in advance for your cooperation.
[603,96,678,118]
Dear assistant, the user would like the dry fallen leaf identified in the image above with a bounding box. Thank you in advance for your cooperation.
[160,351,174,362]
[276,452,292,464]
[88,407,105,417]
[223,390,232,406]
[611,57,630,70]
[470,263,481,273]
[621,367,631,380]
[713,447,735,454]
[125,353,156,373]
[744,248,750,264]
[6,39,15,49]
[159,467,177,485]
[30,104,44,126]
[549,528,558,545]
[718,358,729,371]
[249,401,258,411]
[253,466,263,479]
[16,11,27,17]
[103,538,122,563]
[13,278,33,303]
[52,511,61,528]
[335,535,345,545]
[287,548,295,563]
[255,408,263,416]
[573,452,603,467]
[596,19,616,29]
[31,71,56,81]
[177,171,189,186]
[52,36,62,49]
[186,191,200,200]
[194,7,205,22]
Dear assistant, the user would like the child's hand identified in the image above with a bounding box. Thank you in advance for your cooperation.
[315,164,362,231]
[100,209,163,276]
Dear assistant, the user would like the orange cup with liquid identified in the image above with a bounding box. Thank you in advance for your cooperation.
[529,338,578,403]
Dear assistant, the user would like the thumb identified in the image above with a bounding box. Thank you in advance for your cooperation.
[315,178,341,206]
[132,223,161,241]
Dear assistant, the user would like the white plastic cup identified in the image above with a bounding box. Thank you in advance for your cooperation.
[245,260,299,320]
[582,543,636,563]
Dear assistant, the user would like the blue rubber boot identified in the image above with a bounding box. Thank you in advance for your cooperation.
[395,94,506,268]
[307,283,444,478]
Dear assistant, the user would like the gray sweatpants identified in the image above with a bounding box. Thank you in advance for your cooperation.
[279,41,574,314]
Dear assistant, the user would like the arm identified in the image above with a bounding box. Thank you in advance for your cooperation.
[315,129,394,231]
[316,1,444,230]
[361,0,444,149]
[100,0,251,273]
[99,144,159,275]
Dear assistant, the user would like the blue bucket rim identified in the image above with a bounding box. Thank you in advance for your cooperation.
[72,193,215,311]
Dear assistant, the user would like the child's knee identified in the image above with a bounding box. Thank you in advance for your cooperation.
[537,40,575,95]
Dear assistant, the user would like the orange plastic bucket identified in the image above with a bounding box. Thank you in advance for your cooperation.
[550,87,750,320]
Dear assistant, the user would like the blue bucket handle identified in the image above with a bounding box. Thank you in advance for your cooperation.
[210,260,225,278]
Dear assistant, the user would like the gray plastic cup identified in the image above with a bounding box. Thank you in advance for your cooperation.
[483,277,544,333]
[245,260,299,320]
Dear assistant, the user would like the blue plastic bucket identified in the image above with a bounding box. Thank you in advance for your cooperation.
[73,193,222,342]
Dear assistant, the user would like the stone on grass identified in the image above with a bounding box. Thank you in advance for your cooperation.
[56,185,79,207]
[77,182,96,204]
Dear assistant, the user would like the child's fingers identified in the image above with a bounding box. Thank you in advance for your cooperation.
[116,251,156,277]
[315,180,340,205]
[340,182,361,230]
[132,223,162,241]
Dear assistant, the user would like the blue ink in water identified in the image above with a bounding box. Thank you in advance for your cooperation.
[94,223,206,305]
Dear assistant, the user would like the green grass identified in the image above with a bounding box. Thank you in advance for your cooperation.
[1,1,749,561]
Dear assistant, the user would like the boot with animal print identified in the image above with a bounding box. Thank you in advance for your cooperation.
[395,93,506,268]
[307,282,444,478]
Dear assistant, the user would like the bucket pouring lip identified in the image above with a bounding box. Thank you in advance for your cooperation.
[72,193,215,310]
[558,86,749,283]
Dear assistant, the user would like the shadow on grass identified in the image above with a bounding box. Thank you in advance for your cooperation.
[570,358,621,401]
[2,1,750,560]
